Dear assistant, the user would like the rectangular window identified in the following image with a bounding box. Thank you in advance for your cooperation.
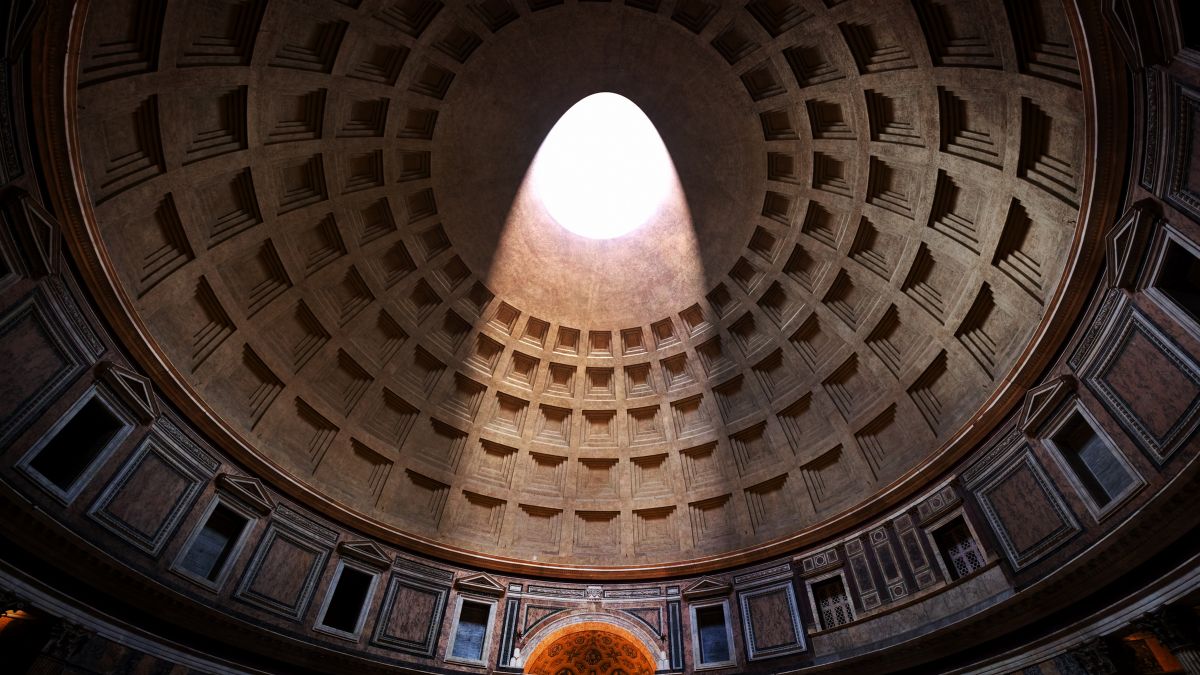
[1050,409,1135,510]
[1155,239,1200,323]
[932,516,985,580]
[318,565,375,635]
[696,604,731,666]
[449,600,492,663]
[811,577,853,630]
[179,503,249,583]
[27,394,125,492]
[1182,3,1200,52]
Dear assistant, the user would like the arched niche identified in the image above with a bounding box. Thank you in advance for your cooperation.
[519,614,665,675]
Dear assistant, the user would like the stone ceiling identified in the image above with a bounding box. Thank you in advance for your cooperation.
[65,0,1092,570]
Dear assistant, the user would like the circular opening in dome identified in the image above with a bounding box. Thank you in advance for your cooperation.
[531,92,674,239]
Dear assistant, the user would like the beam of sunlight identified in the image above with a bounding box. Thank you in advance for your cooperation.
[531,93,674,239]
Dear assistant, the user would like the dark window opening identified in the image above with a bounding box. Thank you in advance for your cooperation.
[319,566,374,634]
[1053,412,1132,507]
[695,605,730,664]
[933,517,985,580]
[1181,3,1200,51]
[180,503,248,582]
[1156,241,1200,324]
[29,396,124,490]
[451,601,490,661]
[812,577,853,630]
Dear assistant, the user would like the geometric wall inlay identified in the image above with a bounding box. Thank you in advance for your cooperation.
[1079,305,1200,464]
[738,581,806,660]
[967,442,1080,570]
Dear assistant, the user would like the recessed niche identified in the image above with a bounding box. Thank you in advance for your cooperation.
[621,327,646,355]
[679,304,710,336]
[489,302,519,334]
[585,367,616,399]
[583,410,618,447]
[672,394,713,438]
[577,458,619,498]
[589,330,614,357]
[1046,404,1140,515]
[317,565,376,636]
[625,362,656,397]
[505,352,539,389]
[535,405,572,446]
[628,405,666,446]
[527,451,567,495]
[1153,239,1200,324]
[521,317,550,348]
[932,516,985,580]
[466,334,504,375]
[555,326,580,354]
[544,363,577,397]
[661,354,696,391]
[680,441,724,489]
[447,599,493,665]
[23,388,132,499]
[474,440,517,488]
[632,453,671,497]
[651,317,678,347]
[176,501,250,585]
[486,393,529,437]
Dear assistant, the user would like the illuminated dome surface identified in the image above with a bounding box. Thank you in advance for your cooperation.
[62,0,1101,574]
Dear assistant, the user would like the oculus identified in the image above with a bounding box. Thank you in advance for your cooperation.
[531,93,673,239]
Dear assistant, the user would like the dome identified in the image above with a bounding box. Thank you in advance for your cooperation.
[63,0,1092,572]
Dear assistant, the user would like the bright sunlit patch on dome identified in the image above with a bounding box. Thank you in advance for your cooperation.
[531,93,674,239]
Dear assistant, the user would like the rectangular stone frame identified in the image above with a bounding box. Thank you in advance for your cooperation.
[312,558,382,641]
[1077,302,1200,465]
[370,571,451,657]
[170,493,260,592]
[921,506,991,582]
[803,569,856,632]
[1039,398,1145,522]
[444,593,498,667]
[87,429,216,556]
[233,509,336,621]
[1142,222,1200,338]
[17,383,135,505]
[737,580,806,661]
[688,597,737,671]
[0,290,90,451]
[967,441,1081,571]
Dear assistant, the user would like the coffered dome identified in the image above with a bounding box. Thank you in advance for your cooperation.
[68,0,1095,573]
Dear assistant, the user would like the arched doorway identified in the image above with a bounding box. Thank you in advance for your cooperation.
[523,621,657,675]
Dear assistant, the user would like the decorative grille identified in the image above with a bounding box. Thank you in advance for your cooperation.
[947,536,985,578]
[814,579,853,630]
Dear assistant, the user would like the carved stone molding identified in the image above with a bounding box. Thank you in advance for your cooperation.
[0,187,59,278]
[1132,605,1200,652]
[43,619,92,660]
[0,589,31,615]
[1105,205,1156,290]
[1020,375,1077,435]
